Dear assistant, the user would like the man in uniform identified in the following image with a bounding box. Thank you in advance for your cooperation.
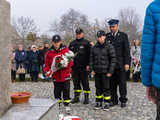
[106,19,131,108]
[69,28,91,104]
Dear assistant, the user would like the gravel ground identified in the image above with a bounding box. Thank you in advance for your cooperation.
[11,81,156,120]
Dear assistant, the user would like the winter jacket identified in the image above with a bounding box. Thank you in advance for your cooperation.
[141,0,160,88]
[90,42,116,74]
[28,51,40,72]
[44,44,73,82]
[69,38,91,69]
[15,50,27,70]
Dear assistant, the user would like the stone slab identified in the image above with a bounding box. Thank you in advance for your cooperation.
[0,98,58,120]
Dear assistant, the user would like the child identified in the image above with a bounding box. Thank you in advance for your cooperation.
[90,30,116,110]
[44,35,73,107]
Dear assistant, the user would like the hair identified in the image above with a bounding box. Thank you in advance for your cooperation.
[31,45,37,50]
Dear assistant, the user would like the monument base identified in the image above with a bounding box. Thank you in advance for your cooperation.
[0,0,12,117]
[0,98,58,120]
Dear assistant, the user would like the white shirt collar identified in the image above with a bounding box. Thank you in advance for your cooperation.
[112,31,118,36]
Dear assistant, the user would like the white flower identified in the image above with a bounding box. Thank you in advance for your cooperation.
[51,51,74,73]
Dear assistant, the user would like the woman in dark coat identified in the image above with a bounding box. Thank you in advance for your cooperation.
[29,45,40,82]
[15,44,27,81]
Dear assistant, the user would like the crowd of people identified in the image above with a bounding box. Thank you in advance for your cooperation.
[10,43,50,82]
[8,0,160,119]
[10,18,141,111]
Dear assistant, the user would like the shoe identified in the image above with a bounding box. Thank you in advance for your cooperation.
[121,103,126,108]
[71,97,80,104]
[94,102,102,110]
[83,94,89,104]
[103,103,110,111]
[110,102,118,107]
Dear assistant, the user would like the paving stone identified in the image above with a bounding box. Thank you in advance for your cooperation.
[11,82,156,120]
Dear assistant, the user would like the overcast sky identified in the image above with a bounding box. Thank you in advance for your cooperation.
[9,0,151,35]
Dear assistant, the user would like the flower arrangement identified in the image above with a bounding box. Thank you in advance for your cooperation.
[46,51,74,78]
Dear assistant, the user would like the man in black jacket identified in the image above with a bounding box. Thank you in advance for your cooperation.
[90,30,116,110]
[106,19,131,108]
[69,28,91,104]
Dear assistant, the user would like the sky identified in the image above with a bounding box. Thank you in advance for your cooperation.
[9,0,151,35]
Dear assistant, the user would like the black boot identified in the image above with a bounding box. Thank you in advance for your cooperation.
[94,102,102,110]
[103,102,110,111]
[121,103,126,108]
[83,94,89,104]
[71,93,80,104]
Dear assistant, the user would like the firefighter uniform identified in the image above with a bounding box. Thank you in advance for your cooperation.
[69,28,91,104]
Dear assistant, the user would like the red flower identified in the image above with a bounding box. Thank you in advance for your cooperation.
[55,56,63,68]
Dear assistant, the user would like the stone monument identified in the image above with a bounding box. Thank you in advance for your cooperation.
[0,0,12,117]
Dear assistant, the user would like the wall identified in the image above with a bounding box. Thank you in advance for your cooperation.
[0,0,12,117]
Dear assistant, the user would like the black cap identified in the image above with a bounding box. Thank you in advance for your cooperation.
[75,28,83,34]
[97,30,106,38]
[108,19,119,26]
[52,35,61,42]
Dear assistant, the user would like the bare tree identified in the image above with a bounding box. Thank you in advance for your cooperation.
[118,8,142,44]
[50,9,111,43]
[12,16,39,39]
[49,8,142,44]
[49,19,61,34]
[49,9,91,41]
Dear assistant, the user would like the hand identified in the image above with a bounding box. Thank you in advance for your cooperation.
[45,69,53,78]
[86,66,90,71]
[106,73,112,77]
[146,86,157,104]
[124,64,130,72]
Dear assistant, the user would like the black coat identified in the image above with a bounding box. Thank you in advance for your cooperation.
[106,31,131,69]
[38,49,45,65]
[43,47,49,55]
[90,42,116,74]
[15,50,27,70]
[69,38,91,69]
[28,51,40,72]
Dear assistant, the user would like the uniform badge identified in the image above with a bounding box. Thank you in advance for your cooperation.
[80,46,84,49]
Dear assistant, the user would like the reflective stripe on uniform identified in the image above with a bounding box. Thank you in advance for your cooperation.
[104,96,111,100]
[96,96,103,99]
[64,100,71,103]
[58,100,63,103]
[74,90,81,93]
[84,90,91,94]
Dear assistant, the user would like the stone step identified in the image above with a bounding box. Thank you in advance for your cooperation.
[0,98,58,120]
